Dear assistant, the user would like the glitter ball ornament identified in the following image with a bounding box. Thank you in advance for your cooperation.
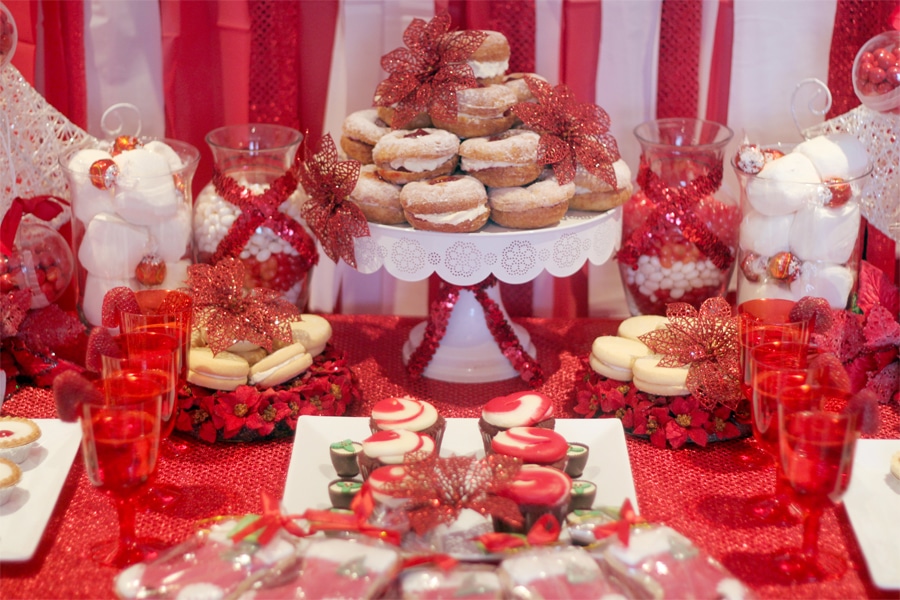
[1,219,74,309]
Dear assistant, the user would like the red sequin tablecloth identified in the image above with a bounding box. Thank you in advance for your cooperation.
[2,314,899,599]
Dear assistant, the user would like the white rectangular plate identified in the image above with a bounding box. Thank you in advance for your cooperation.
[844,440,900,590]
[0,419,82,562]
[843,439,900,590]
[283,416,637,514]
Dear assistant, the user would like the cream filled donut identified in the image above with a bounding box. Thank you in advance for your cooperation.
[569,159,632,212]
[340,108,391,164]
[399,175,490,233]
[459,129,542,188]
[372,128,460,184]
[374,105,433,130]
[449,30,510,85]
[488,176,575,229]
[430,84,518,139]
[348,164,405,225]
[502,72,547,103]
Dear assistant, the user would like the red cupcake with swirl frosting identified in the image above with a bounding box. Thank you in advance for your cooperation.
[497,464,572,533]
[358,429,435,480]
[490,426,569,472]
[478,391,555,453]
[369,396,446,453]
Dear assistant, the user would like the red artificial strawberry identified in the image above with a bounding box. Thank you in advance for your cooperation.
[84,326,124,373]
[135,254,167,286]
[100,286,142,328]
[790,296,835,334]
[157,289,192,314]
[52,370,102,422]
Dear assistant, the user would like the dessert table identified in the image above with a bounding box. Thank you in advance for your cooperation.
[1,313,898,599]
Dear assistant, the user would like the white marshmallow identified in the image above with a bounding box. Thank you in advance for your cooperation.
[790,263,854,309]
[740,209,794,256]
[112,149,180,225]
[141,140,185,172]
[736,275,795,305]
[78,212,150,279]
[147,203,192,263]
[82,274,135,327]
[65,149,117,223]
[789,201,860,264]
[159,259,191,290]
[746,153,821,216]
[794,133,869,180]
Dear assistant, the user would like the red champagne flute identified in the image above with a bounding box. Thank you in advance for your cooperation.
[119,289,193,456]
[744,341,825,524]
[80,371,166,568]
[776,403,859,583]
[735,298,811,468]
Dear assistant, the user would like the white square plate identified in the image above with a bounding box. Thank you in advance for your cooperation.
[843,439,900,590]
[0,419,83,562]
[283,416,638,514]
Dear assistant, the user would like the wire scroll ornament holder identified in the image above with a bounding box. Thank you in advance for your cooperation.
[353,209,622,384]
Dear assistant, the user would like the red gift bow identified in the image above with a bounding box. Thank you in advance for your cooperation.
[592,498,646,547]
[407,275,544,387]
[229,490,308,546]
[616,157,734,273]
[210,163,318,274]
[476,513,562,553]
[0,195,68,255]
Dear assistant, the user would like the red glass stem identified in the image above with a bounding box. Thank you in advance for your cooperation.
[801,505,823,558]
[113,495,138,550]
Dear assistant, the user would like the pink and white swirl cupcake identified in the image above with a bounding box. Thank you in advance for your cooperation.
[490,426,569,471]
[358,429,435,480]
[497,464,572,533]
[478,391,555,453]
[369,396,446,453]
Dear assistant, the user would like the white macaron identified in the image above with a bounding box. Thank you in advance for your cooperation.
[589,336,652,382]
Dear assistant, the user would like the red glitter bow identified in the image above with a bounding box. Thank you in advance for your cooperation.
[397,454,524,535]
[186,258,299,354]
[229,490,307,546]
[298,134,369,269]
[617,156,734,271]
[210,153,317,275]
[407,276,544,387]
[511,77,620,186]
[374,12,486,129]
[639,297,741,411]
[592,498,646,547]
[476,513,562,553]
[0,195,67,255]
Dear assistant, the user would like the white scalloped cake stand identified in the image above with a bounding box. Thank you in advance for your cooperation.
[352,208,622,382]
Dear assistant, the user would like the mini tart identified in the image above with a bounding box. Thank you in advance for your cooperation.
[0,458,21,505]
[0,417,41,464]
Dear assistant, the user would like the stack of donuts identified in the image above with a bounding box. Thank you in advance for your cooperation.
[339,30,632,233]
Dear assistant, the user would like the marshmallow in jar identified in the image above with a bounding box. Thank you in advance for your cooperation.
[193,124,314,309]
[60,137,199,327]
[732,133,872,309]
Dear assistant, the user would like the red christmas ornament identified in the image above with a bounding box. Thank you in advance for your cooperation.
[511,76,620,186]
[134,254,167,286]
[299,134,369,269]
[374,12,486,129]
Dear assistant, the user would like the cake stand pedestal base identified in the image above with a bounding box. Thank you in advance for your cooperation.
[402,283,536,383]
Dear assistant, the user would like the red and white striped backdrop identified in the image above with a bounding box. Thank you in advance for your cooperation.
[6,0,896,318]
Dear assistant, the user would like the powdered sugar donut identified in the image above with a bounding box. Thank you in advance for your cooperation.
[569,159,633,212]
[488,176,574,229]
[374,105,432,130]
[348,164,405,225]
[459,129,541,187]
[502,73,547,103]
[431,84,518,139]
[340,108,391,164]
[372,128,460,184]
[446,29,510,85]
[399,175,490,233]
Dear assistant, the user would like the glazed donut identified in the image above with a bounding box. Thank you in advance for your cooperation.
[430,84,517,139]
[372,128,460,185]
[569,159,633,212]
[488,176,574,229]
[399,175,490,233]
[375,105,432,130]
[340,109,390,164]
[348,164,406,225]
[446,30,510,85]
[459,129,542,187]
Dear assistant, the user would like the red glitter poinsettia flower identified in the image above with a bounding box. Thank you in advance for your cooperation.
[299,134,369,269]
[511,76,620,185]
[639,297,741,411]
[665,396,710,449]
[374,12,486,129]
[187,258,299,354]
